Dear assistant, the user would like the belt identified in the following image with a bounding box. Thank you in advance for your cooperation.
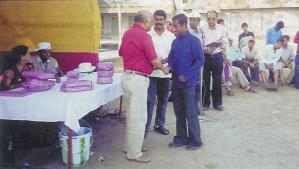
[204,52,222,57]
[125,70,149,78]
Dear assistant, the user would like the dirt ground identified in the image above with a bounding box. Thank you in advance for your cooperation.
[2,83,298,169]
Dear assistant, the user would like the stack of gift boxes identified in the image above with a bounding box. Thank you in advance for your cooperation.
[96,62,114,84]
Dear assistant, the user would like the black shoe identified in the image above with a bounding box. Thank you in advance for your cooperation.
[202,106,209,111]
[186,143,202,151]
[214,106,223,111]
[154,126,169,135]
[168,142,186,148]
[168,96,173,102]
[144,129,149,139]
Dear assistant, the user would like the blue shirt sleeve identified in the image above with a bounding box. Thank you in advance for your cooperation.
[266,29,271,45]
[167,40,175,70]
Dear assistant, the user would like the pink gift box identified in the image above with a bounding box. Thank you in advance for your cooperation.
[66,70,79,79]
[97,70,114,77]
[23,71,55,80]
[97,76,113,84]
[21,79,55,92]
[96,62,114,71]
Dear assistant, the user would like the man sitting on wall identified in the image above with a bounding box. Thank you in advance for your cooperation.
[260,38,284,91]
[278,35,295,84]
[241,37,260,84]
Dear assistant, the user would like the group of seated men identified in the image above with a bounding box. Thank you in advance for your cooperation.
[223,35,294,94]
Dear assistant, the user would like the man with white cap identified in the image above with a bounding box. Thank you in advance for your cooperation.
[187,11,204,114]
[187,11,204,48]
[31,42,59,73]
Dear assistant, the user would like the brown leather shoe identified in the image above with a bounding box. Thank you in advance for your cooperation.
[127,153,151,163]
[123,146,148,154]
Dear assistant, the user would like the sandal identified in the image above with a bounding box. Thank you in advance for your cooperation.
[154,126,169,135]
[245,87,257,93]
[272,85,278,92]
[265,86,272,92]
[226,90,235,96]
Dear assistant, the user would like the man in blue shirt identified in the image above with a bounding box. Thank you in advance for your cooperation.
[266,21,284,45]
[168,14,205,150]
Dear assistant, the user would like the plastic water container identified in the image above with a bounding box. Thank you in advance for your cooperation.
[59,127,92,167]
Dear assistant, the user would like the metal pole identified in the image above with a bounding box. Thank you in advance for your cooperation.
[199,66,203,115]
[118,95,123,117]
[117,0,122,49]
[67,127,72,169]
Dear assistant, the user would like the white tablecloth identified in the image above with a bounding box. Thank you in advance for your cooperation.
[0,73,123,131]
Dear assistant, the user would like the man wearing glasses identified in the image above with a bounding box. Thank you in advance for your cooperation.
[202,10,228,111]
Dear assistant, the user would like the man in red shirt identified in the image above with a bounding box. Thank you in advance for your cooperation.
[119,10,169,163]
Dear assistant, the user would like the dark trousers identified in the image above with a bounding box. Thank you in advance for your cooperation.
[172,86,202,146]
[146,77,170,129]
[195,70,202,114]
[233,60,259,82]
[202,53,223,108]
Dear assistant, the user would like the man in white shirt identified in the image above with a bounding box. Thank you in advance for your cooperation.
[146,10,175,137]
[202,10,228,111]
[260,38,284,91]
[278,35,295,84]
[241,37,260,83]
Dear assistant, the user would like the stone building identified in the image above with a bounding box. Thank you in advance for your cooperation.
[100,0,299,47]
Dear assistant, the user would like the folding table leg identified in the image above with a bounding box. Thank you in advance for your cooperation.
[118,95,123,117]
[67,127,72,169]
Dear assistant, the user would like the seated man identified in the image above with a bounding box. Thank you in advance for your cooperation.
[241,37,260,83]
[31,42,60,74]
[278,35,295,84]
[260,38,284,91]
[223,41,256,95]
[227,39,251,80]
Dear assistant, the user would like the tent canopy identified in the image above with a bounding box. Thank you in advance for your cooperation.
[0,0,102,53]
[0,0,102,72]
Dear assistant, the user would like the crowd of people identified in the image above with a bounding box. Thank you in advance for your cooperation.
[119,9,299,163]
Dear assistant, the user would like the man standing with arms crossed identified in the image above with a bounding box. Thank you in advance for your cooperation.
[119,10,169,163]
[168,14,205,150]
[202,10,228,111]
[145,10,175,137]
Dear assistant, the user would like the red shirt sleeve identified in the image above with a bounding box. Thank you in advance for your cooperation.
[294,31,299,44]
[142,34,157,62]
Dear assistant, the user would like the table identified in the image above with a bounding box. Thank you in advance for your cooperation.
[0,73,124,168]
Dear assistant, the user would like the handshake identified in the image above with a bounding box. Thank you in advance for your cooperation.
[161,67,171,75]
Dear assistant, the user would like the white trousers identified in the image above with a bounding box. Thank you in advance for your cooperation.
[222,66,249,87]
[121,73,149,159]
